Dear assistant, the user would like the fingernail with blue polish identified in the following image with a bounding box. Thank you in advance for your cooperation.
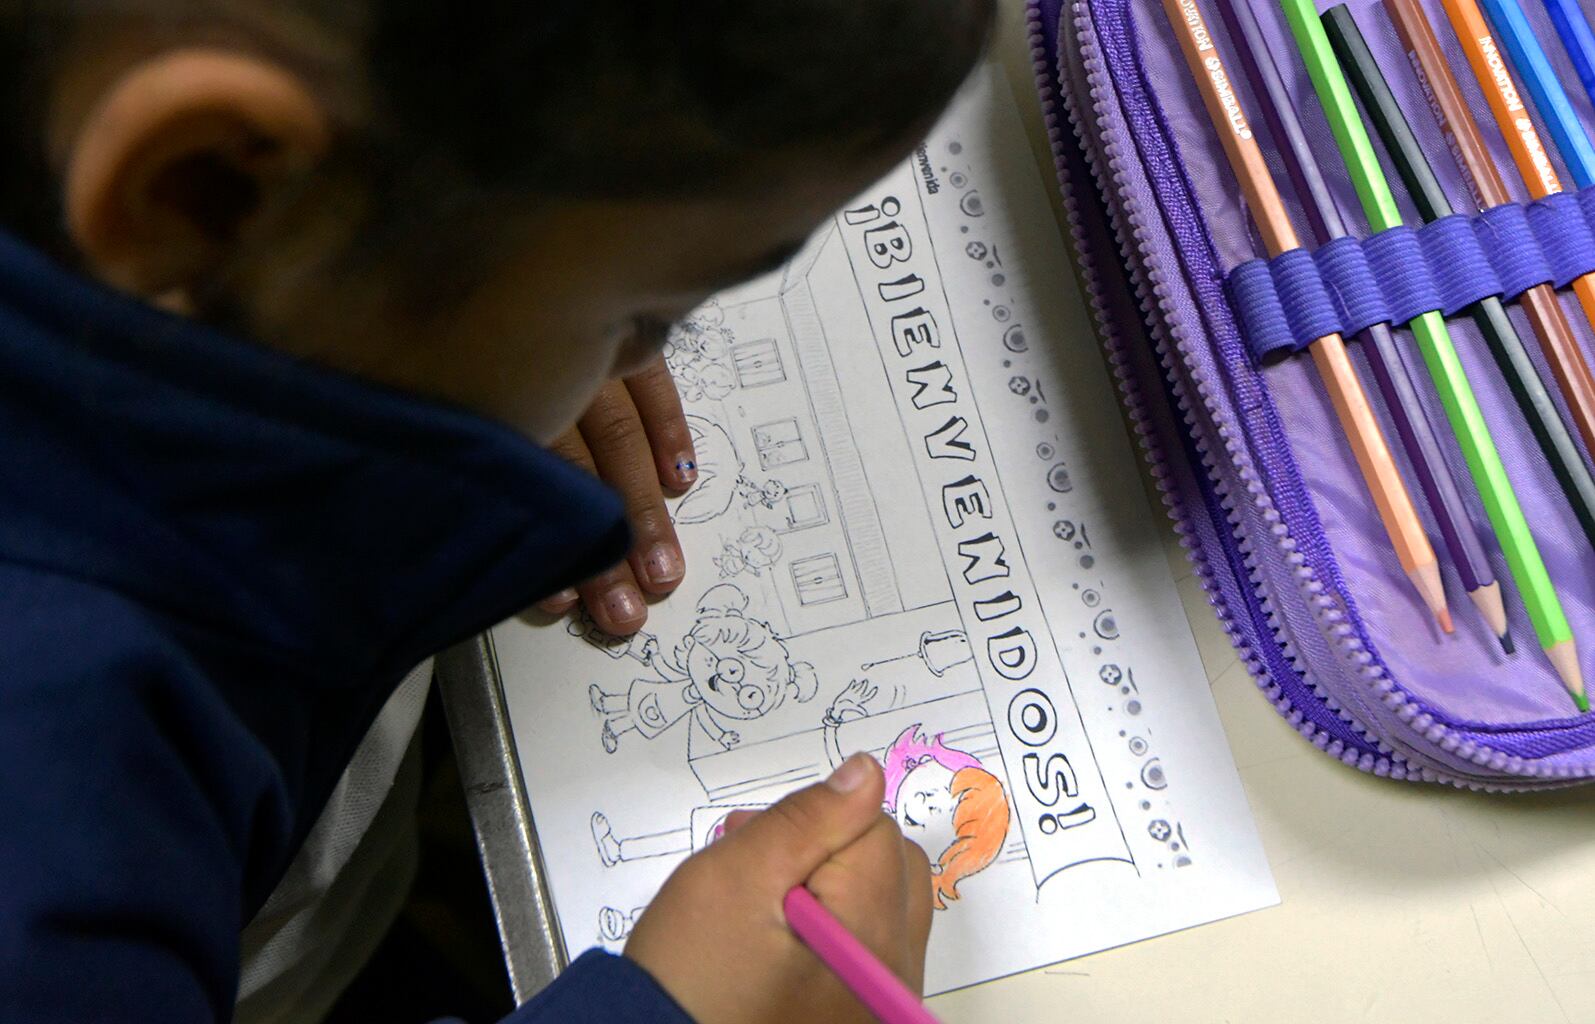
[675,456,698,487]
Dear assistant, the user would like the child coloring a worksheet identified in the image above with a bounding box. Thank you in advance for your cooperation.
[0,3,1002,1023]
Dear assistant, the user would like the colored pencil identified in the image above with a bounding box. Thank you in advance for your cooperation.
[1479,0,1595,182]
[784,886,940,1024]
[1450,0,1595,374]
[1212,0,1510,650]
[1466,0,1595,441]
[1543,0,1595,109]
[1383,0,1595,551]
[1326,6,1595,583]
[1278,0,1586,710]
[1160,0,1452,635]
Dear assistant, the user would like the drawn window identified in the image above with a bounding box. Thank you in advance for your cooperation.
[791,553,847,606]
[753,418,809,471]
[780,484,830,533]
[732,338,786,389]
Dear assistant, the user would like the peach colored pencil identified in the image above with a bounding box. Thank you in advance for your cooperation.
[1160,0,1452,632]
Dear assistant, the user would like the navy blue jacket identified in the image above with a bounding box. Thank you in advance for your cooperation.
[0,234,692,1023]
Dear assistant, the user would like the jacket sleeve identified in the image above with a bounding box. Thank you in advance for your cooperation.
[0,575,291,1023]
[501,950,695,1024]
[0,574,692,1024]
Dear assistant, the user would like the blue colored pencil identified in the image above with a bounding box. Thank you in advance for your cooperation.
[1542,0,1595,113]
[1479,0,1595,185]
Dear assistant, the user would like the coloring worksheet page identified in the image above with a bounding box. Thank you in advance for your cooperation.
[492,68,1278,996]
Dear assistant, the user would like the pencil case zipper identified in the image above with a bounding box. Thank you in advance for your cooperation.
[1029,0,1595,787]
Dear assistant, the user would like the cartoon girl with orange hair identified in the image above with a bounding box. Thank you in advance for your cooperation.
[881,724,1010,909]
[588,703,1011,924]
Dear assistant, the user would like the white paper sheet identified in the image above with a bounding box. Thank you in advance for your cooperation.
[492,68,1278,997]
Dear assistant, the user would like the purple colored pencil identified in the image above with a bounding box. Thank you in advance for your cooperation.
[1213,0,1511,650]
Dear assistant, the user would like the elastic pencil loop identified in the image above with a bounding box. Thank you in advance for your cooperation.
[1529,192,1595,288]
[1422,215,1497,315]
[1226,185,1595,366]
[1272,248,1343,348]
[1225,260,1298,364]
[1365,226,1440,321]
[1479,203,1554,297]
[1578,188,1595,258]
[1313,235,1383,331]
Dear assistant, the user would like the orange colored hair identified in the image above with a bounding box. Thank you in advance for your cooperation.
[931,766,1010,910]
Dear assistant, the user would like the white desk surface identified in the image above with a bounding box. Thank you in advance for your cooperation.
[937,5,1595,1023]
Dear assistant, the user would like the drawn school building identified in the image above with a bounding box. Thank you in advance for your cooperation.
[678,224,957,639]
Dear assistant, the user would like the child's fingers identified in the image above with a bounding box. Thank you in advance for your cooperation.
[578,381,688,597]
[902,836,934,977]
[713,753,887,898]
[624,356,698,493]
[806,811,928,986]
[576,563,650,635]
[546,426,649,635]
[534,588,581,616]
[721,809,758,835]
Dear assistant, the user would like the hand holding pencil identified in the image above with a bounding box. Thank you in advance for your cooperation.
[627,753,938,1024]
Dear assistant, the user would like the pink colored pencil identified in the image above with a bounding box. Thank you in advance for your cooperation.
[783,886,941,1024]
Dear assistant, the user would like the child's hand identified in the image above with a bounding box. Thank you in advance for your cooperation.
[626,754,934,1023]
[824,678,879,725]
[539,356,696,634]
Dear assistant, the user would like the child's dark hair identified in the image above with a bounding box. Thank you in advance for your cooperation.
[371,1,997,196]
[0,1,996,251]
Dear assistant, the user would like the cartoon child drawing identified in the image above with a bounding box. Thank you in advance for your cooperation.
[589,710,1011,911]
[735,476,790,511]
[714,526,783,579]
[588,584,819,754]
[567,610,659,667]
[663,302,736,403]
[881,724,1011,909]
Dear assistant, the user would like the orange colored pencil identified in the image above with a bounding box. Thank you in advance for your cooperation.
[1438,0,1595,458]
[1161,0,1452,632]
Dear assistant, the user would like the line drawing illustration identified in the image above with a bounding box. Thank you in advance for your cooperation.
[714,526,783,579]
[587,584,819,754]
[880,724,1011,909]
[587,711,1013,912]
[492,74,1278,997]
[576,169,1133,881]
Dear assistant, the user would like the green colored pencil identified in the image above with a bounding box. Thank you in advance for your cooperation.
[1276,0,1586,711]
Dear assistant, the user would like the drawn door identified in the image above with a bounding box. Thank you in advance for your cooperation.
[752,419,809,471]
[779,484,830,533]
[731,338,787,389]
[791,553,847,606]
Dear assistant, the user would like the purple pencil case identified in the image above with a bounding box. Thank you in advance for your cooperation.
[1028,0,1595,787]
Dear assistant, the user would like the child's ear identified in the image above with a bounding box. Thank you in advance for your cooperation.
[61,48,331,301]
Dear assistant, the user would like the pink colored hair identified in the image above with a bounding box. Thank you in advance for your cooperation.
[881,724,982,812]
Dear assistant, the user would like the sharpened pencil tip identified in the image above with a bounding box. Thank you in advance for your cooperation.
[1437,607,1454,634]
[1500,630,1516,656]
[1468,583,1510,648]
[1547,640,1585,713]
